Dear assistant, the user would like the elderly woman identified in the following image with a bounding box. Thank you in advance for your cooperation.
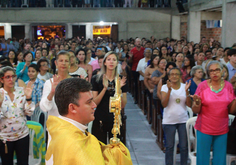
[161,67,192,165]
[192,61,236,165]
[0,66,35,165]
[186,65,205,96]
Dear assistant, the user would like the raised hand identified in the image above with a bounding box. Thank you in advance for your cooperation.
[128,51,133,58]
[162,71,166,77]
[103,74,108,89]
[185,80,191,91]
[121,61,127,70]
[50,75,61,94]
[167,80,172,91]
[149,89,154,93]
[120,76,127,88]
[191,94,201,106]
[0,90,4,105]
[24,81,34,99]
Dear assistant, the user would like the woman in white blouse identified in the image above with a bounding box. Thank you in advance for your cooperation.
[161,67,192,165]
[0,66,35,165]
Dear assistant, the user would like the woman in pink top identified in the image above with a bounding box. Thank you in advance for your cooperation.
[192,61,236,165]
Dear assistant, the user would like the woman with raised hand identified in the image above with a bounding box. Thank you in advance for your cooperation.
[161,67,191,165]
[91,51,128,144]
[192,61,236,165]
[0,66,35,165]
[16,51,33,82]
[40,51,72,117]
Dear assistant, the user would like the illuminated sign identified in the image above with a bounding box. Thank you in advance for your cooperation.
[93,26,111,35]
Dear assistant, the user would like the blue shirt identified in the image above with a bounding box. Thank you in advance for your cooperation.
[16,62,32,82]
[186,78,205,96]
[227,62,236,81]
[25,78,45,105]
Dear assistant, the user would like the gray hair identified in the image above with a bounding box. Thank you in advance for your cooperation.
[190,65,204,77]
[135,38,141,42]
[96,51,119,82]
[0,66,16,79]
[144,48,152,55]
[206,60,223,77]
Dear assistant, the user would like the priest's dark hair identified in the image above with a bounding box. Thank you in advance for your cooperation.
[55,78,92,116]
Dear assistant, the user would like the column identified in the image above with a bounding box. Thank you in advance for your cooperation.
[171,15,181,40]
[67,23,72,38]
[86,24,93,40]
[187,11,201,43]
[4,23,11,39]
[222,1,236,47]
[25,23,31,40]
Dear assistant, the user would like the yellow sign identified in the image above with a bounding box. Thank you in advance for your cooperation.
[93,26,111,35]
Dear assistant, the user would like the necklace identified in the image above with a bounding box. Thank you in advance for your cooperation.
[210,79,223,93]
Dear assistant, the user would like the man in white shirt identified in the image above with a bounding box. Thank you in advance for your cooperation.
[136,48,152,81]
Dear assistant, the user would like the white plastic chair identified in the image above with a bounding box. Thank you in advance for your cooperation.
[186,117,197,165]
[28,129,41,165]
[173,106,194,165]
[31,107,48,141]
[227,115,236,165]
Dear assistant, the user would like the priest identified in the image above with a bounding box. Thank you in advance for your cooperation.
[45,78,132,165]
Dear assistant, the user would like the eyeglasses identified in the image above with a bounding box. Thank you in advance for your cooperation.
[2,75,17,80]
[169,73,180,76]
[209,68,221,74]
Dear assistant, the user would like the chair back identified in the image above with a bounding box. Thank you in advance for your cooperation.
[186,117,197,154]
[28,128,35,157]
[187,106,193,118]
[229,114,235,126]
[27,121,46,165]
[31,107,48,140]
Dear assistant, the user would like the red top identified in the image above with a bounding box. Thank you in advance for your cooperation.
[131,47,145,71]
[194,80,235,135]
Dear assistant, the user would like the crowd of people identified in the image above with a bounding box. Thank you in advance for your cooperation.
[0,34,235,165]
[0,0,171,8]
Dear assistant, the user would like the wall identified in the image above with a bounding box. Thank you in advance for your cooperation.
[0,8,171,40]
[180,21,221,42]
[201,20,221,42]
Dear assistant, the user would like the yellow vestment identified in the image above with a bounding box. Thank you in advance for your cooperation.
[46,116,132,165]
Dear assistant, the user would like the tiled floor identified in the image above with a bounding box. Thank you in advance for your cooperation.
[125,93,184,165]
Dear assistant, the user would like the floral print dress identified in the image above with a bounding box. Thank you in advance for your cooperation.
[0,87,35,143]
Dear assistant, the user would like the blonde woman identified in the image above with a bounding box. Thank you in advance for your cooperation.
[91,51,127,144]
